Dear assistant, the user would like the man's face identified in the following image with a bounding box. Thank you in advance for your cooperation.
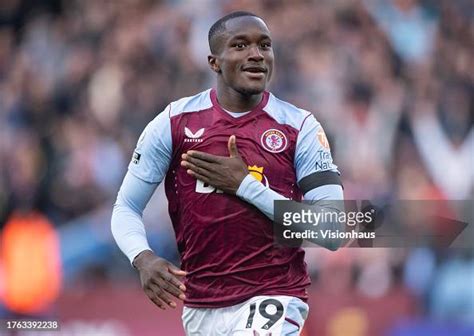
[211,16,274,95]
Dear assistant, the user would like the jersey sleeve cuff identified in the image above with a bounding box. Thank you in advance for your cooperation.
[129,246,154,265]
[236,174,262,201]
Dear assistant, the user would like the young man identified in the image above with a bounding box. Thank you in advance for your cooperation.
[112,11,343,335]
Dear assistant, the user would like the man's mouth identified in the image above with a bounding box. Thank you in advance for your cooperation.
[242,66,267,74]
[242,66,267,80]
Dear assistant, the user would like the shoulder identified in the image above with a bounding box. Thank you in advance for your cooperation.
[168,89,213,118]
[263,92,318,130]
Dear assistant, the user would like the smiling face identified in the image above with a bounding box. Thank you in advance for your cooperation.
[208,16,274,96]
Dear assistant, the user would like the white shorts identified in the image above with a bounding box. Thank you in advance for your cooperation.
[182,295,309,336]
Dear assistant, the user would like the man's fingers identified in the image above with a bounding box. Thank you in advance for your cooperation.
[181,158,213,185]
[227,135,239,158]
[139,257,187,310]
[159,270,187,296]
[169,267,187,277]
[164,266,187,291]
[145,287,167,310]
[154,277,186,300]
[181,161,212,178]
[168,265,187,278]
[181,155,218,172]
[186,150,222,163]
[149,282,177,308]
[186,170,211,184]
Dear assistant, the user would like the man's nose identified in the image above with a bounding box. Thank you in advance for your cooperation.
[248,45,264,61]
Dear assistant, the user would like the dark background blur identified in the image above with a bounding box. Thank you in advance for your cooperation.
[0,0,472,335]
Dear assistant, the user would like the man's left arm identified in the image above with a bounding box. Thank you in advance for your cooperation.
[235,115,344,250]
[181,115,344,250]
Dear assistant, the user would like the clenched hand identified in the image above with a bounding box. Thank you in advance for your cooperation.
[181,135,249,194]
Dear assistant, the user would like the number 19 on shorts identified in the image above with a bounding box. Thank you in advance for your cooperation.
[246,299,284,330]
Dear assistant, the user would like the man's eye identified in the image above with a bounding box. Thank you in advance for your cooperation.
[234,43,246,49]
[261,42,272,49]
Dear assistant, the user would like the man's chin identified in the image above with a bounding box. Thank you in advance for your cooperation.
[236,85,266,96]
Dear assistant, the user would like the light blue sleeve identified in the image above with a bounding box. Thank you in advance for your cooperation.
[304,185,344,201]
[111,172,159,264]
[112,106,172,264]
[128,105,172,183]
[236,114,344,250]
[236,176,344,250]
[294,114,339,183]
[237,177,343,220]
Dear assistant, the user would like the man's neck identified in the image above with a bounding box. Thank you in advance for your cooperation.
[216,83,263,112]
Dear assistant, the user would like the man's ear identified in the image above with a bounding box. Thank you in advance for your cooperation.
[208,55,221,73]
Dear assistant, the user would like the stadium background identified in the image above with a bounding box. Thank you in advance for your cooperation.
[0,0,472,335]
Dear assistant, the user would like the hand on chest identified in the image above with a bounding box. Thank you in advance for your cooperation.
[179,117,297,184]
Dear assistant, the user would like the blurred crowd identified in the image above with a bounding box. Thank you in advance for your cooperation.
[0,0,473,334]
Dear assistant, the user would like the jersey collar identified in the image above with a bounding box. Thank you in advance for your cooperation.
[210,88,269,122]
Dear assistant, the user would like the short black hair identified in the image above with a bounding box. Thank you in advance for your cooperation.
[208,11,261,54]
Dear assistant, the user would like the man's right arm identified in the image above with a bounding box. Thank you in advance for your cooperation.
[112,104,173,263]
[111,172,186,309]
[111,105,186,309]
[111,172,158,264]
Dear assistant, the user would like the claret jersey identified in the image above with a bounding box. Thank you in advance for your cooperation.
[128,88,339,308]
